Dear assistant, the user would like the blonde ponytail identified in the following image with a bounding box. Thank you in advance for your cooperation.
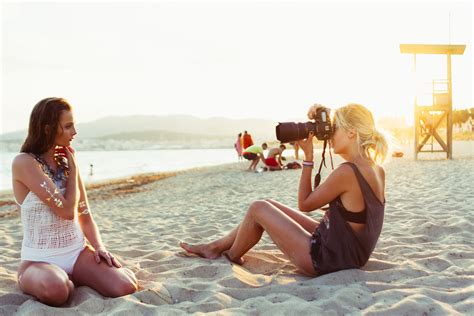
[363,129,389,164]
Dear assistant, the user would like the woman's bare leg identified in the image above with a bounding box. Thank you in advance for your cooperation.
[180,224,240,259]
[180,200,318,261]
[18,261,74,306]
[264,199,319,233]
[71,246,138,298]
[226,200,316,276]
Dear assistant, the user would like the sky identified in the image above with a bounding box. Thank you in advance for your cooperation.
[1,0,472,134]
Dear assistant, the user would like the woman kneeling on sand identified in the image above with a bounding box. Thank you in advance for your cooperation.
[181,103,387,276]
[12,98,138,306]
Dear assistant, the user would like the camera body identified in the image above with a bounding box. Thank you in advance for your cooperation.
[276,107,332,143]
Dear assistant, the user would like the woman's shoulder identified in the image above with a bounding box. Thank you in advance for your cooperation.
[12,153,38,169]
[342,161,384,177]
[374,164,385,180]
[334,162,357,175]
[327,163,357,184]
[374,164,385,181]
[333,162,381,186]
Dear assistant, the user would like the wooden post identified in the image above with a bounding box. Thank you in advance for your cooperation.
[447,53,453,159]
[413,54,418,160]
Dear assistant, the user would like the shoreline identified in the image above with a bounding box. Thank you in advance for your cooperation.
[1,140,472,193]
[0,147,241,192]
[0,162,246,217]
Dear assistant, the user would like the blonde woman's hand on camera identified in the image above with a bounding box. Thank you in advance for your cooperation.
[307,103,326,120]
[297,131,314,161]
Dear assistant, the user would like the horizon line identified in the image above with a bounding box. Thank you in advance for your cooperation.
[0,113,414,136]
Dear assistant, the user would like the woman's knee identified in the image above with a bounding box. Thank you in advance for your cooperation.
[105,273,138,298]
[248,200,271,217]
[37,278,73,306]
[122,268,138,284]
[265,198,277,205]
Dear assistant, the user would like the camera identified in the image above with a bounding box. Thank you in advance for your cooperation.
[275,107,332,143]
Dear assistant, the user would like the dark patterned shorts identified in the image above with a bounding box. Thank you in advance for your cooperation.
[243,152,258,160]
[310,230,321,275]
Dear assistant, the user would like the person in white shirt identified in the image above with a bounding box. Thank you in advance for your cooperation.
[12,97,138,306]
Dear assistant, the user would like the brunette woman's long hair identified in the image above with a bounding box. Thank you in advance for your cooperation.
[20,97,72,155]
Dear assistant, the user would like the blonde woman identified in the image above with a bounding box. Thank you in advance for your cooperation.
[12,98,138,306]
[181,103,388,276]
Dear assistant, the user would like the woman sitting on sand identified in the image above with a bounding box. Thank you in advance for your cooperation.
[181,103,387,276]
[12,98,138,306]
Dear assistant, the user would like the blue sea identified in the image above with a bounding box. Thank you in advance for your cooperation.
[0,148,243,191]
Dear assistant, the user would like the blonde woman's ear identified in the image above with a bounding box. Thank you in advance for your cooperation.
[347,129,356,139]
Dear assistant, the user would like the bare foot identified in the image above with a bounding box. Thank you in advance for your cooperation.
[222,250,245,265]
[179,242,221,259]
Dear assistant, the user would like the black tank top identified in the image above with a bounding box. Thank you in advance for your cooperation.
[336,196,367,224]
[312,162,385,275]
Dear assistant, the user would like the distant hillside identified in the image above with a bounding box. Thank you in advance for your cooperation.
[0,115,284,151]
[0,115,278,141]
[98,129,230,142]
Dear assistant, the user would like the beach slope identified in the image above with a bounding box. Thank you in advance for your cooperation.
[0,152,473,314]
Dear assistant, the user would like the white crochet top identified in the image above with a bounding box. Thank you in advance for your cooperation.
[20,154,85,258]
[20,189,85,250]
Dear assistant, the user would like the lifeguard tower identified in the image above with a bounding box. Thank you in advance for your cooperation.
[400,44,465,159]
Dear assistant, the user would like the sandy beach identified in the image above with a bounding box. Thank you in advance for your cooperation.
[0,142,473,315]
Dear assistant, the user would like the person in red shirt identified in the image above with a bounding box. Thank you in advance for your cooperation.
[242,131,254,149]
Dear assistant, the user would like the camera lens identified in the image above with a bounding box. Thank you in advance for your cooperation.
[276,122,314,143]
[276,107,331,143]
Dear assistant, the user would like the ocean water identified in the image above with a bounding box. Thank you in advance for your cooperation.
[0,148,243,191]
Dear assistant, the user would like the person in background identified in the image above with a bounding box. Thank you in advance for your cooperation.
[234,133,243,161]
[242,130,254,149]
[290,142,300,160]
[242,143,268,171]
[264,144,286,171]
[12,97,138,306]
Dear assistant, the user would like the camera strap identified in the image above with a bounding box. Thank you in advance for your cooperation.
[314,139,334,190]
[328,140,334,170]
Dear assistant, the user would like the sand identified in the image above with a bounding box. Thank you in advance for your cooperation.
[0,142,473,314]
